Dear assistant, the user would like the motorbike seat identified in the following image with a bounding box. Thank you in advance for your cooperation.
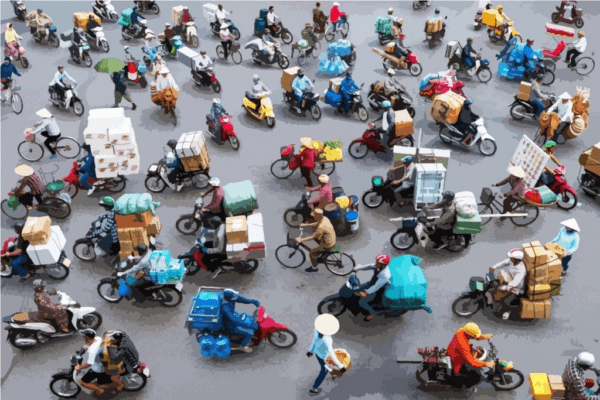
[245,91,257,100]
[11,311,33,323]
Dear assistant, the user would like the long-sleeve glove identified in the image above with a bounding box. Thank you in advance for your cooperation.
[252,300,260,307]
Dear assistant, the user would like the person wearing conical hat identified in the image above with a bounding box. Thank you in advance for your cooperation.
[493,165,528,214]
[13,165,44,210]
[547,92,574,142]
[307,314,346,395]
[307,174,332,211]
[566,30,586,68]
[299,137,318,188]
[30,108,62,160]
[447,322,494,388]
[551,219,580,275]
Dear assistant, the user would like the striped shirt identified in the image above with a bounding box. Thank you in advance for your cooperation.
[563,358,599,400]
[16,174,45,195]
[99,210,118,242]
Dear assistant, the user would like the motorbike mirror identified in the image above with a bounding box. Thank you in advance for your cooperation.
[445,16,448,19]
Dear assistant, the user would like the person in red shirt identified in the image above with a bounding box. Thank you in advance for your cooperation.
[182,7,193,24]
[299,137,318,188]
[329,2,343,32]
[201,177,226,219]
[447,322,495,388]
[308,174,333,210]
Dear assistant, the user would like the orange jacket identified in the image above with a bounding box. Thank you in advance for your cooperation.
[447,331,486,375]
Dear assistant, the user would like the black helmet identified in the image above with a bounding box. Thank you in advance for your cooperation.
[37,9,43,14]
[467,37,473,44]
[79,329,96,339]
[58,66,64,70]
[206,216,223,230]
[297,68,304,77]
[443,191,455,201]
[14,222,24,234]
[136,243,148,255]
[167,139,177,150]
[435,8,440,13]
[107,330,124,343]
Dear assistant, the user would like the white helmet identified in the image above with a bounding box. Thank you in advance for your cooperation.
[165,23,171,27]
[212,98,220,104]
[124,45,130,51]
[209,177,220,187]
[576,352,595,368]
[387,68,395,75]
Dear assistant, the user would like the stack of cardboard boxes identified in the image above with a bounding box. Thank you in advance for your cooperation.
[520,241,562,319]
[394,110,414,137]
[281,67,301,93]
[425,18,443,33]
[429,91,466,125]
[83,108,140,179]
[22,216,67,265]
[176,132,210,173]
[225,212,266,261]
[116,211,162,260]
[529,372,566,400]
[579,142,600,176]
[517,82,532,101]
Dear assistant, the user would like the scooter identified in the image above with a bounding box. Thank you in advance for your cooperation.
[255,21,293,44]
[282,88,322,120]
[245,39,290,69]
[134,0,159,14]
[174,20,199,48]
[84,27,110,52]
[49,348,149,398]
[474,2,493,30]
[438,117,497,156]
[551,0,584,28]
[242,91,276,128]
[509,92,557,121]
[11,0,27,21]
[4,40,29,69]
[92,0,119,22]
[1,241,70,280]
[121,19,150,41]
[72,220,124,262]
[381,46,423,76]
[367,83,415,116]
[175,197,224,235]
[62,160,127,199]
[349,125,414,160]
[205,114,240,150]
[145,151,211,193]
[31,24,60,48]
[67,40,93,68]
[389,208,472,252]
[210,16,241,41]
[191,64,221,92]
[362,175,414,209]
[447,52,493,83]
[177,243,259,279]
[322,83,369,122]
[3,291,102,349]
[425,16,447,47]
[283,191,313,228]
[398,341,525,391]
[124,47,148,88]
[579,168,600,200]
[487,22,522,44]
[413,0,432,11]
[541,166,578,210]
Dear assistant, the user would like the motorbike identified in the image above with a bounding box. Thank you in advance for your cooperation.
[447,53,493,83]
[413,0,432,11]
[474,4,491,30]
[245,39,290,69]
[175,197,225,235]
[540,166,578,210]
[174,21,199,48]
[84,27,110,52]
[242,91,276,128]
[92,0,119,22]
[3,291,102,349]
[11,0,27,21]
[367,83,415,116]
[72,220,129,262]
[509,92,557,121]
[177,243,259,279]
[121,19,150,41]
[4,41,29,69]
[1,243,70,281]
[349,125,414,160]
[579,168,600,200]
[487,22,522,43]
[283,191,313,228]
[49,83,85,116]
[210,17,241,41]
[283,88,322,120]
[362,175,414,209]
[191,64,221,92]
[62,160,127,199]
[65,39,93,68]
[425,16,447,47]
[31,24,60,48]
[145,150,210,193]
[552,0,584,28]
[49,349,149,398]
[322,83,369,122]
[124,47,148,88]
[381,46,423,76]
[438,117,497,156]
[205,114,239,150]
[389,208,473,252]
[398,341,525,391]
[134,0,160,14]
[255,21,293,45]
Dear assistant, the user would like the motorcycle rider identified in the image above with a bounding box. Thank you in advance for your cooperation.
[117,244,154,300]
[7,222,33,281]
[32,9,51,43]
[79,144,100,195]
[312,2,328,33]
[75,329,113,396]
[454,99,479,146]
[1,56,21,100]
[222,289,260,353]
[339,71,359,113]
[297,208,336,273]
[372,100,395,147]
[383,68,399,97]
[429,8,446,38]
[5,23,23,44]
[461,38,479,75]
[389,156,416,207]
[86,14,100,41]
[262,28,278,63]
[530,76,549,119]
[488,249,526,319]
[291,68,313,110]
[94,197,120,258]
[356,253,392,322]
[208,98,228,126]
[247,74,270,109]
[307,174,333,211]
[563,352,598,400]
[547,92,574,142]
[130,6,143,37]
[447,323,495,388]
[423,191,457,250]
[182,6,193,25]
[194,51,213,84]
[536,141,562,187]
[12,164,44,211]
[195,216,227,274]
[33,279,71,333]
[566,30,586,69]
[266,6,279,34]
[69,27,85,61]
[492,165,528,214]
[219,23,235,60]
[329,2,343,32]
[216,4,230,26]
[200,177,226,220]
[162,23,175,54]
[94,0,107,16]
[49,66,77,109]
[164,139,185,191]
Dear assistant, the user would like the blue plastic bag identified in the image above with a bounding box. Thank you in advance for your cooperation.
[214,335,232,359]
[199,334,217,358]
[118,279,131,297]
[382,255,432,312]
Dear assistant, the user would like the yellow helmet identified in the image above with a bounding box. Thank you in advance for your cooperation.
[497,5,503,10]
[460,322,482,338]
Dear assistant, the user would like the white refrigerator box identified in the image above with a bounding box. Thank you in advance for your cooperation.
[108,118,135,144]
[88,108,125,131]
[90,141,115,157]
[26,226,66,265]
[414,163,446,208]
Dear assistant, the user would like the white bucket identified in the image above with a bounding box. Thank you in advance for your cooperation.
[345,211,359,232]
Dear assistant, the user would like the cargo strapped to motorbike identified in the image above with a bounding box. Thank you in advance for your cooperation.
[382,255,432,312]
[74,12,101,30]
[118,8,133,27]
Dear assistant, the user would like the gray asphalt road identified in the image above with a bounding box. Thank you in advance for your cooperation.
[2,1,599,400]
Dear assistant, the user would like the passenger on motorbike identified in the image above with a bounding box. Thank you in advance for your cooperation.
[356,253,392,321]
[86,15,100,41]
[200,177,226,220]
[49,66,77,109]
[76,329,113,396]
[117,244,153,300]
[291,68,314,110]
[547,92,574,142]
[492,165,527,214]
[423,191,457,250]
[536,141,562,187]
[563,352,598,400]
[104,330,140,375]
[307,174,332,210]
[216,4,230,25]
[94,197,120,258]
[454,99,479,146]
[488,249,526,319]
[262,28,278,62]
[247,74,270,109]
[164,139,185,191]
[297,208,336,273]
[462,38,478,75]
[383,69,399,97]
[33,279,71,332]
[222,288,260,353]
[12,164,44,211]
[372,100,395,147]
[447,322,495,388]
[388,156,415,207]
[79,144,99,195]
[530,77,549,119]
[8,222,33,281]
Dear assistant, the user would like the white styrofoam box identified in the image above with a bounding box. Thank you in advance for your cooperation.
[26,226,66,265]
[88,108,125,131]
[116,154,137,165]
[90,141,115,157]
[247,213,265,246]
[117,158,140,175]
[203,3,218,19]
[177,47,200,69]
[393,146,418,163]
[206,11,215,23]
[83,127,109,143]
[177,134,203,157]
[226,242,248,258]
[113,142,138,158]
[108,118,135,144]
[95,166,119,179]
[95,154,118,168]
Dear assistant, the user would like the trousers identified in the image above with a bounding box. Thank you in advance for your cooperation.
[300,166,314,187]
[565,48,581,67]
[221,40,232,58]
[313,356,329,389]
[561,254,572,271]
[532,99,545,118]
[79,172,95,190]
[40,131,61,155]
[502,194,520,214]
[309,243,334,267]
[10,254,29,277]
[359,291,380,315]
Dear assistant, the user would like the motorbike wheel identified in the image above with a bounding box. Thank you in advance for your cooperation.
[510,104,528,121]
[487,29,499,43]
[270,159,293,179]
[438,126,453,145]
[209,81,221,93]
[122,31,130,41]
[72,100,84,116]
[309,105,322,120]
[73,240,96,261]
[362,190,384,208]
[278,55,290,69]
[66,183,79,199]
[406,106,416,118]
[1,199,29,220]
[510,204,539,227]
[101,40,110,53]
[477,203,494,226]
[139,76,148,89]
[143,56,151,67]
[182,259,201,275]
[228,136,240,150]
[409,63,423,76]
[233,259,259,274]
[51,36,60,48]
[396,136,414,147]
[551,12,560,24]
[9,331,37,349]
[42,197,71,219]
[379,35,388,46]
[231,28,241,41]
[446,234,470,252]
[298,53,307,66]
[268,329,298,348]
[491,370,525,391]
[192,173,210,189]
[97,282,123,303]
[266,116,276,128]
[284,209,306,228]
[348,142,369,159]
[356,104,369,122]
[575,18,584,28]
[191,35,200,48]
[382,58,393,71]
[176,215,200,235]
[122,373,147,391]
[325,252,355,276]
[312,162,335,176]
[452,296,483,317]
[144,176,167,193]
[413,1,421,10]
[479,138,497,156]
[76,312,103,330]
[390,230,416,250]
[318,298,347,316]
[50,377,81,398]
[281,29,293,45]
[541,70,555,86]
[106,176,127,193]
[557,191,577,210]
[275,244,306,268]
[152,4,160,14]
[157,287,183,308]
[477,67,492,83]
[46,263,70,280]
[20,56,29,69]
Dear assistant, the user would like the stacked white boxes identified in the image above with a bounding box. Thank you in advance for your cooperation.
[176,131,210,172]
[225,212,266,260]
[203,3,218,23]
[26,226,67,265]
[84,108,141,178]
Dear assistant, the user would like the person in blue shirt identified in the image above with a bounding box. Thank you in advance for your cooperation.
[130,7,143,36]
[1,57,21,97]
[307,314,346,395]
[221,289,260,353]
[551,219,580,275]
[291,69,313,109]
[356,254,392,321]
[372,101,395,147]
[208,98,227,124]
[461,38,478,74]
[339,71,359,112]
[79,145,98,195]
[165,139,185,191]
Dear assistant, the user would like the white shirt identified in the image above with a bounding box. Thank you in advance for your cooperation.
[196,55,212,69]
[490,258,526,294]
[266,12,278,25]
[50,71,75,87]
[85,337,104,373]
[402,163,416,188]
[573,37,587,53]
[548,99,574,123]
[31,117,61,136]
[155,73,179,91]
[216,9,229,23]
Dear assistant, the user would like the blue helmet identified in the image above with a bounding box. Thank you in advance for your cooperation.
[464,99,473,106]
[382,101,392,108]
[401,156,413,163]
[223,289,239,301]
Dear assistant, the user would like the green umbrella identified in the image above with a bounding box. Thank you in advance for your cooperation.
[94,58,127,75]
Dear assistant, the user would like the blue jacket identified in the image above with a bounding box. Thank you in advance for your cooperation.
[1,62,21,79]
[165,150,184,170]
[461,42,476,60]
[131,10,140,24]
[292,75,313,97]
[210,103,227,119]
[340,76,359,97]
[111,72,127,95]
[80,153,95,174]
[222,293,259,330]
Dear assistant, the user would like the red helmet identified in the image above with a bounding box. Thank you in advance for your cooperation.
[376,254,391,265]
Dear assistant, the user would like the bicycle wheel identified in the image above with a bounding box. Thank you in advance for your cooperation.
[42,197,71,219]
[340,22,350,36]
[56,137,81,159]
[510,203,539,227]
[324,252,355,276]
[312,162,335,176]
[275,244,306,268]
[575,57,595,76]
[270,159,294,179]
[18,140,44,162]
[543,59,556,73]
[298,53,307,66]
[216,45,225,59]
[11,92,23,114]
[477,203,494,226]
[1,199,28,219]
[231,51,242,65]
[325,28,335,42]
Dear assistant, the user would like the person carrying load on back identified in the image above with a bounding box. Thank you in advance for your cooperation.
[104,330,140,377]
[488,249,526,320]
[307,174,332,211]
[492,165,527,214]
[222,289,260,353]
[356,253,392,322]
[312,2,328,33]
[291,68,313,110]
[423,191,457,250]
[447,323,495,388]
[297,208,336,273]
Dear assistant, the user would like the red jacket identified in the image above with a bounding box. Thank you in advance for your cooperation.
[330,6,341,23]
[447,331,486,375]
[183,12,192,24]
[300,148,318,168]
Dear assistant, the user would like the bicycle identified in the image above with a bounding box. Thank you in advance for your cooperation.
[477,187,539,227]
[325,15,349,42]
[18,128,81,162]
[216,41,242,65]
[1,78,23,114]
[275,231,355,276]
[270,144,336,179]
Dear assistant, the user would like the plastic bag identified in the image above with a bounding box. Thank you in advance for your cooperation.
[199,333,217,358]
[214,335,232,359]
[118,279,131,297]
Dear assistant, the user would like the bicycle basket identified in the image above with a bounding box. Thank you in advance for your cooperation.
[25,132,35,142]
[480,187,493,204]
[46,181,65,193]
[280,144,294,161]
[402,218,418,229]
[469,276,485,291]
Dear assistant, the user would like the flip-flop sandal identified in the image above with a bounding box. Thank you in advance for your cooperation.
[363,316,374,322]
[20,276,31,282]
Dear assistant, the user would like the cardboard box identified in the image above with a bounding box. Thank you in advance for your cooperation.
[329,77,343,93]
[119,250,135,260]
[517,82,531,101]
[226,216,248,244]
[548,375,565,398]
[547,262,562,282]
[394,110,414,137]
[22,216,52,245]
[90,141,115,157]
[527,265,549,286]
[544,242,566,259]
[529,373,552,400]
[585,155,600,176]
[281,66,301,93]
[180,155,203,172]
[119,240,134,254]
[96,154,118,168]
[549,279,561,296]
[115,211,154,228]
[176,131,205,158]
[146,216,162,236]
[117,228,132,242]
[26,226,66,265]
[129,227,149,247]
[226,242,248,259]
[247,212,266,251]
[591,143,600,160]
[528,283,552,301]
[579,148,592,167]
[425,18,442,33]
[108,118,135,144]
[520,298,552,319]
[523,241,549,266]
[88,108,125,131]
[429,91,466,125]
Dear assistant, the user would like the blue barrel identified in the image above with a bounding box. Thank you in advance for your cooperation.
[323,202,342,222]
[345,211,359,232]
[348,195,359,212]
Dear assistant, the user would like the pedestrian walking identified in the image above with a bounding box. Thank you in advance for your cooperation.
[112,71,136,110]
[307,314,346,395]
[551,218,580,275]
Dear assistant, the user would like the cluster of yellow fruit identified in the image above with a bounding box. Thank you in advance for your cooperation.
[321,146,343,161]
[311,141,324,151]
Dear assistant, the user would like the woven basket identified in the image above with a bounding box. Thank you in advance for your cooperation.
[326,349,352,370]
